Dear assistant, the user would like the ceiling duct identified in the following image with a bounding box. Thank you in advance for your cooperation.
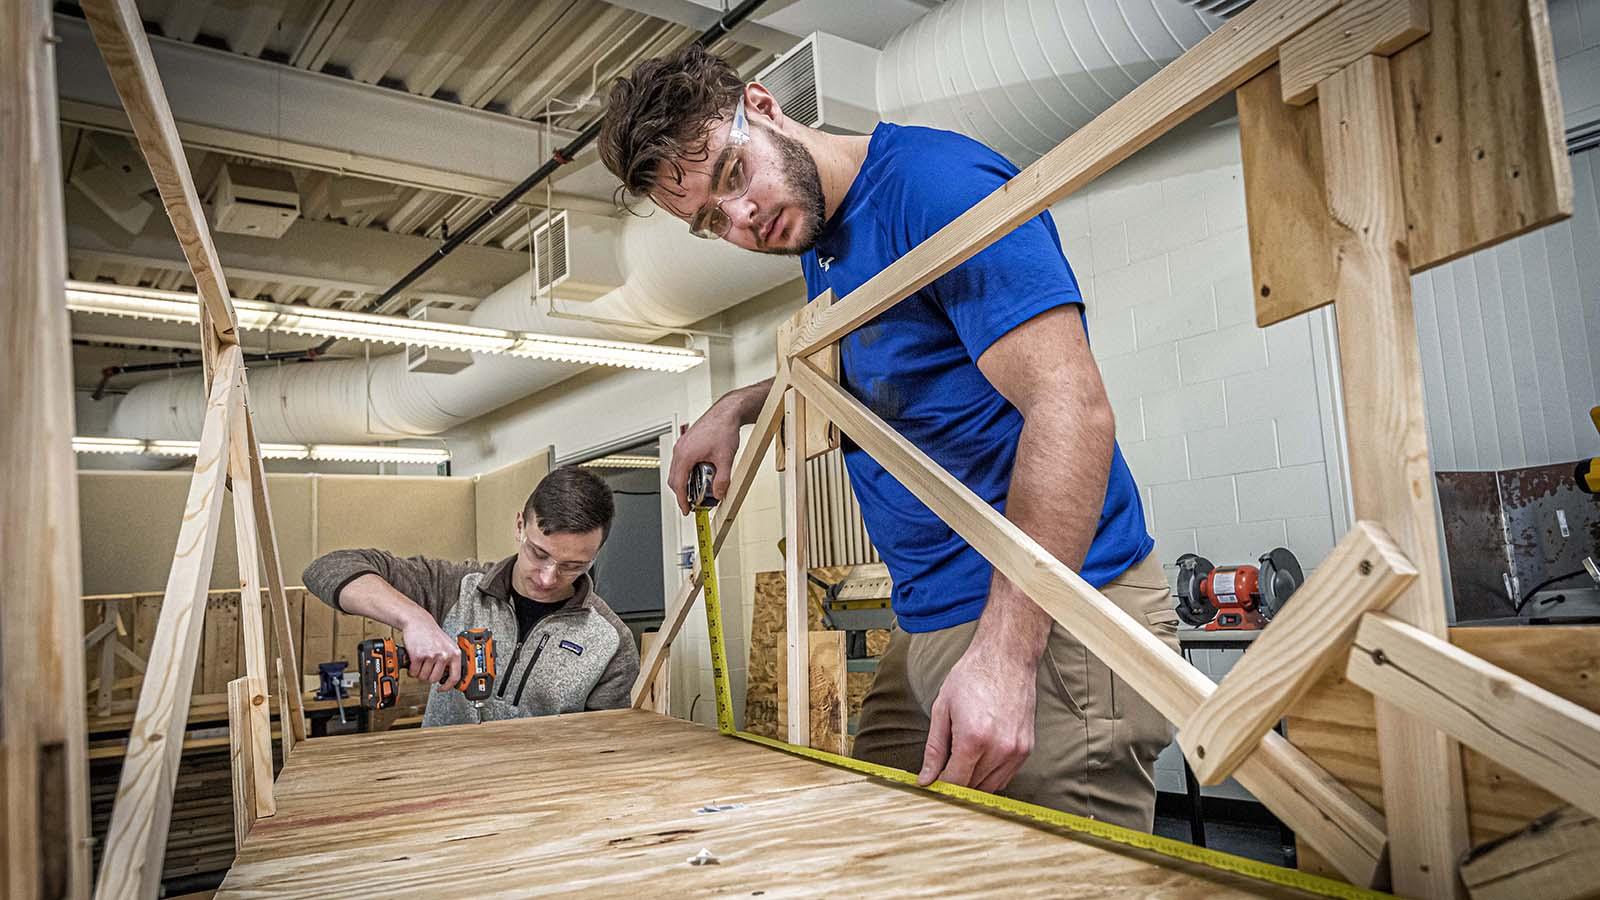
[756,32,881,135]
[213,163,301,239]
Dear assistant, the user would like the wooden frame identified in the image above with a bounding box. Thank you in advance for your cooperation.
[633,1,1587,896]
[52,0,308,895]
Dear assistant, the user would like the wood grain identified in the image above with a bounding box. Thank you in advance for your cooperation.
[1460,806,1600,900]
[1238,65,1337,328]
[1180,521,1415,785]
[630,372,786,707]
[1320,54,1469,897]
[242,390,306,741]
[78,0,239,353]
[638,633,670,715]
[226,677,258,853]
[776,292,840,470]
[790,358,1387,885]
[225,398,276,818]
[1348,614,1600,820]
[1388,0,1572,272]
[94,346,242,900]
[216,710,1309,898]
[1288,626,1600,876]
[808,631,847,755]
[787,0,1341,360]
[781,388,811,747]
[1278,0,1428,105]
[1,1,94,891]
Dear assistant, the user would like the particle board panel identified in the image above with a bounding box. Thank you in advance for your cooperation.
[1288,625,1600,877]
[217,710,1310,898]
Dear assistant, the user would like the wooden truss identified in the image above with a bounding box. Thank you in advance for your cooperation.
[635,1,1599,896]
[2,0,314,896]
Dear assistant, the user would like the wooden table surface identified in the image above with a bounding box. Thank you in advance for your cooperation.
[217,709,1305,897]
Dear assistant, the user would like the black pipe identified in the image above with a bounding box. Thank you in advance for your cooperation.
[92,0,774,389]
[311,0,773,352]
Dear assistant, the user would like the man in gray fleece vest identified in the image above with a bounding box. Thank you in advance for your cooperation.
[303,466,640,726]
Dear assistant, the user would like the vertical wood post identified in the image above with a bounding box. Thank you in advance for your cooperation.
[782,389,812,747]
[1319,54,1469,897]
[2,1,94,894]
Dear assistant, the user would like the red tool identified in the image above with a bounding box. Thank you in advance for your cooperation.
[1175,549,1303,631]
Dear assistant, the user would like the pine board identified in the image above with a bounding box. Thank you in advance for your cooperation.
[1288,625,1600,876]
[217,710,1311,898]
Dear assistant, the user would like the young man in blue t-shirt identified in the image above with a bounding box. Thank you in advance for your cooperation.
[600,46,1180,830]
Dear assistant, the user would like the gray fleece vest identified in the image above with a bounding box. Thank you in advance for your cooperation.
[422,572,624,727]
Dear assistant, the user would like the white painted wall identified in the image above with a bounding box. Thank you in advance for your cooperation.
[1410,0,1600,471]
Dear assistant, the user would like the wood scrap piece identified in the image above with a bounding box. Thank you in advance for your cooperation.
[1388,0,1572,272]
[95,346,243,900]
[1460,806,1600,900]
[639,632,670,715]
[1237,65,1335,328]
[809,631,847,755]
[226,676,258,853]
[1319,53,1469,897]
[1348,613,1600,820]
[1180,521,1415,785]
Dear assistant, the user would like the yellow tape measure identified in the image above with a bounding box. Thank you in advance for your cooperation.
[689,507,1387,900]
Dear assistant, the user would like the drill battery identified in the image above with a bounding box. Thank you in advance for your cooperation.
[357,627,497,710]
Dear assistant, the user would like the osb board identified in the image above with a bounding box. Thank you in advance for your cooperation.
[1239,0,1571,328]
[744,567,889,741]
[1288,625,1600,877]
[217,710,1311,898]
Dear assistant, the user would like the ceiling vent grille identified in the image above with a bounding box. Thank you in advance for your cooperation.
[534,209,571,293]
[755,32,880,136]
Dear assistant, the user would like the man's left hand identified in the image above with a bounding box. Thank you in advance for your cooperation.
[918,641,1038,793]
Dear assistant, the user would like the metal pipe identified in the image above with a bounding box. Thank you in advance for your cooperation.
[92,0,776,388]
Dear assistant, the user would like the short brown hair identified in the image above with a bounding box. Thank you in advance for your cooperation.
[524,466,615,542]
[598,44,743,208]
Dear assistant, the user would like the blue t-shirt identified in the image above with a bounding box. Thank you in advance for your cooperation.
[800,122,1154,633]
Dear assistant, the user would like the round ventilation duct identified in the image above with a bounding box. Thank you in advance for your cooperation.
[876,0,1225,167]
[106,211,798,445]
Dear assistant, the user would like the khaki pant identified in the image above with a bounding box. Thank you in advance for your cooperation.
[852,552,1181,832]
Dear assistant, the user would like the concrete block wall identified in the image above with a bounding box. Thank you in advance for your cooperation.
[1053,119,1347,800]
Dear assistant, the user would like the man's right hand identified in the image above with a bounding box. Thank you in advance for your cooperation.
[667,402,742,515]
[400,615,462,691]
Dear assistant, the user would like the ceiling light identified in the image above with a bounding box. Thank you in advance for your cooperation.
[579,454,661,469]
[65,281,704,372]
[72,436,146,454]
[72,436,448,466]
[307,444,451,464]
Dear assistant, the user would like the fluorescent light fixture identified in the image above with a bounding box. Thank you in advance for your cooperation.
[579,454,661,469]
[308,444,451,464]
[72,436,448,466]
[65,281,704,373]
[71,436,146,454]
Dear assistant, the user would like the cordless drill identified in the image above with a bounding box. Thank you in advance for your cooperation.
[357,628,497,711]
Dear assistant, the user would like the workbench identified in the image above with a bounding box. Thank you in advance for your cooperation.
[217,709,1313,897]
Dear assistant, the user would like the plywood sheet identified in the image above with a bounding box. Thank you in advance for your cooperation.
[1288,625,1600,876]
[218,710,1309,898]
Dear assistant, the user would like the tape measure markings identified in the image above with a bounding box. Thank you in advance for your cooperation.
[690,506,1388,900]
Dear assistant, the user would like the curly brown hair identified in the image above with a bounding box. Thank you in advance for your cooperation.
[598,44,744,210]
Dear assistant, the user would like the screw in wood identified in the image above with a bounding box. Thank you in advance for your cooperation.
[1358,560,1373,576]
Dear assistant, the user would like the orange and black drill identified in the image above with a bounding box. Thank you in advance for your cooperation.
[357,628,497,712]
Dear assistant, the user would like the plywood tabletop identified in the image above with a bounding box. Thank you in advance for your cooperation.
[217,709,1306,898]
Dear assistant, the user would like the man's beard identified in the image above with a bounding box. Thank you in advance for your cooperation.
[758,129,827,256]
